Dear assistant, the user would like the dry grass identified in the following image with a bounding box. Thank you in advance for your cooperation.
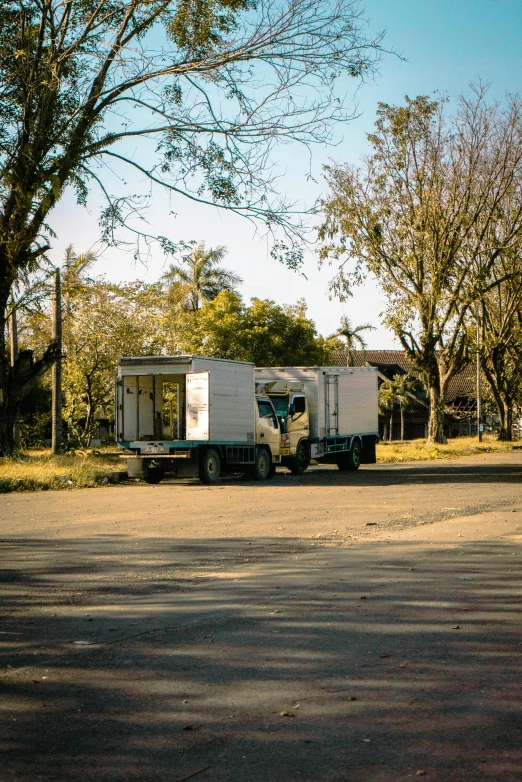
[1,437,518,493]
[376,435,518,463]
[0,447,124,493]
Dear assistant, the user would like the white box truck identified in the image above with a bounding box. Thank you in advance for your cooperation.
[255,366,379,474]
[116,356,281,484]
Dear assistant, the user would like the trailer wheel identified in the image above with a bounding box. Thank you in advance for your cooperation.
[252,447,271,480]
[337,440,361,471]
[198,448,221,484]
[289,440,310,475]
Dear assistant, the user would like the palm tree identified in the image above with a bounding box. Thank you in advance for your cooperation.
[53,246,98,453]
[379,374,421,442]
[391,374,421,441]
[378,380,395,441]
[161,242,242,311]
[61,245,98,316]
[336,316,376,366]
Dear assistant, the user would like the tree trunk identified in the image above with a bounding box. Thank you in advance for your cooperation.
[427,384,446,443]
[84,402,94,449]
[400,403,404,441]
[481,356,514,442]
[0,276,17,457]
[389,411,393,442]
[51,269,62,454]
[9,306,21,451]
[497,393,513,441]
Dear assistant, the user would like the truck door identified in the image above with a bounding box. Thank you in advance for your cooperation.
[186,372,210,440]
[256,399,280,456]
[325,375,339,435]
[286,394,309,454]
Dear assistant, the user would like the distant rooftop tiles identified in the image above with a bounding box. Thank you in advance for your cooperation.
[330,350,478,402]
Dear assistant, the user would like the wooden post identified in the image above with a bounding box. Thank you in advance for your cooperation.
[10,305,20,450]
[51,269,62,454]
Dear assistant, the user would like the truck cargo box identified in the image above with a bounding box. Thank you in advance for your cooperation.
[117,355,255,445]
[255,365,378,441]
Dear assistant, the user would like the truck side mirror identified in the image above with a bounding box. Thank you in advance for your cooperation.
[288,404,295,417]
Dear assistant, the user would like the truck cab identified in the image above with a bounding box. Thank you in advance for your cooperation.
[255,395,281,472]
[255,366,379,475]
[256,382,311,474]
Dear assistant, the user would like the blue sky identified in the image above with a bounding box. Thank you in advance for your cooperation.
[49,0,522,347]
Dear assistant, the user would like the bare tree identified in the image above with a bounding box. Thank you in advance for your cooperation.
[0,0,385,454]
[474,249,522,440]
[319,87,522,442]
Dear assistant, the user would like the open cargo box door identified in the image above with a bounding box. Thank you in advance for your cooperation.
[186,372,210,440]
[115,376,122,441]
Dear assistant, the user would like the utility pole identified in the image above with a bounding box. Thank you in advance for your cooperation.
[51,268,62,455]
[9,303,20,450]
[476,302,482,443]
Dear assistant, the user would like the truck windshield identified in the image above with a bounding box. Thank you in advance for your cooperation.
[270,396,289,417]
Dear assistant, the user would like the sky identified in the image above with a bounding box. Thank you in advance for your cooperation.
[48,0,522,348]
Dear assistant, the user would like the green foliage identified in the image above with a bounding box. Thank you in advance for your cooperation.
[61,278,163,447]
[166,290,327,365]
[161,241,242,311]
[21,259,165,447]
[168,0,254,56]
[18,379,52,448]
[379,373,422,440]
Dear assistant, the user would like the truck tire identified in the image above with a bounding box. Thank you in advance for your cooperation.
[337,440,361,471]
[252,447,271,480]
[289,440,310,475]
[198,448,221,484]
[144,466,165,484]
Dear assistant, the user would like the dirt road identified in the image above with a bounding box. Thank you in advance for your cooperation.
[1,453,522,781]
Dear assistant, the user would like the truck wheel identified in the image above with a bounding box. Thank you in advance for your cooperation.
[289,440,310,475]
[337,441,361,471]
[198,448,221,484]
[252,447,271,480]
[144,466,164,484]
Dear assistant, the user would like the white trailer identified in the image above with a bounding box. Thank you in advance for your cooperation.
[255,366,379,472]
[116,355,280,483]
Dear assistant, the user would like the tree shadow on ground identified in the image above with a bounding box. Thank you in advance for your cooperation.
[1,531,522,782]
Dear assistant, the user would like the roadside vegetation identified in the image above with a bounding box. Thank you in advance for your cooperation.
[376,436,517,463]
[1,438,518,493]
[0,448,123,493]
